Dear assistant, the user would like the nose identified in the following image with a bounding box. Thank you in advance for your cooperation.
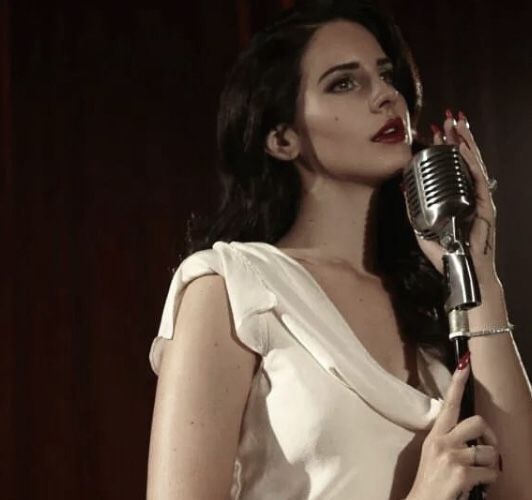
[370,80,400,112]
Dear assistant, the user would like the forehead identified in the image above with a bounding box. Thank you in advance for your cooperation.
[300,19,387,80]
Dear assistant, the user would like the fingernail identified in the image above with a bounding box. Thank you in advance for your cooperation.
[457,351,470,370]
[430,124,442,136]
[498,453,503,472]
[445,109,454,120]
[458,110,470,129]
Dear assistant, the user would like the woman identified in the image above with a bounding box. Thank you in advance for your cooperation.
[147,1,532,499]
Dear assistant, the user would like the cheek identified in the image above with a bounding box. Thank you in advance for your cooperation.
[298,93,411,176]
[302,100,368,166]
[304,93,362,134]
[302,115,412,178]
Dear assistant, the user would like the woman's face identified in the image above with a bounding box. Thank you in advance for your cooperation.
[294,19,413,184]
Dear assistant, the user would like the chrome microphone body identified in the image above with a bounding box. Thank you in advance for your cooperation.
[403,144,481,313]
[403,144,485,500]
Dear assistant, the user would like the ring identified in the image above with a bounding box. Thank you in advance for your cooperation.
[487,177,498,193]
[471,444,479,466]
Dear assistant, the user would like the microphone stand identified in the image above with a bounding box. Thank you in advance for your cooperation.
[441,216,485,500]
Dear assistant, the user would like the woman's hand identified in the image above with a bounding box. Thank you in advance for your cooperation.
[409,109,499,285]
[407,356,502,500]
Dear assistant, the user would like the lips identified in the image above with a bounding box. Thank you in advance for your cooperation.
[371,117,406,143]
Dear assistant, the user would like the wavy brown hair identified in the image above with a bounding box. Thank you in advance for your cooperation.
[182,0,453,373]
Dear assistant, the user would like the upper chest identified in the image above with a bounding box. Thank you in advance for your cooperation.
[286,256,420,387]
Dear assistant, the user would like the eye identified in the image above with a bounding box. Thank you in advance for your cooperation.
[380,69,395,84]
[327,75,358,93]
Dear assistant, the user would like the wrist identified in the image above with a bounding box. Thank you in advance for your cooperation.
[475,266,503,289]
[468,278,510,329]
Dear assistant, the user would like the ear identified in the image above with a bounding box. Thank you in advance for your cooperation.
[264,124,300,161]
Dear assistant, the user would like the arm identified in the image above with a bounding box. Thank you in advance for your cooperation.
[467,275,532,500]
[416,112,532,499]
[146,275,259,500]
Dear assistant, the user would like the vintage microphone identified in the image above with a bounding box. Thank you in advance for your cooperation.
[402,144,486,500]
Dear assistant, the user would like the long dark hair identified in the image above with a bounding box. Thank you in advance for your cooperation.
[183,0,453,372]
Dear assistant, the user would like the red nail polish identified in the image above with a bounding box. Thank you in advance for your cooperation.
[458,111,470,129]
[430,124,442,136]
[445,109,454,119]
[457,351,470,370]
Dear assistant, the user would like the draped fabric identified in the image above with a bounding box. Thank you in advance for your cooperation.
[3,1,531,498]
[149,241,453,499]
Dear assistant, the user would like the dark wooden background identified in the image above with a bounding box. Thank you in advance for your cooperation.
[2,1,531,498]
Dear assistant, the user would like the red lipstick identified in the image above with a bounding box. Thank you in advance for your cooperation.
[371,117,406,144]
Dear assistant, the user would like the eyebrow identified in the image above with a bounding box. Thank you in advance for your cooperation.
[317,57,393,84]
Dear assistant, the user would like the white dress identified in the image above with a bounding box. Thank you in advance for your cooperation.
[149,240,453,500]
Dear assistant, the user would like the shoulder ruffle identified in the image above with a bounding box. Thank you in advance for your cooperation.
[149,241,277,375]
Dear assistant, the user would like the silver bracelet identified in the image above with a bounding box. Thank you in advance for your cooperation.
[448,322,514,340]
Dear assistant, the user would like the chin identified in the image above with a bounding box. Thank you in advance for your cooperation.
[380,145,413,175]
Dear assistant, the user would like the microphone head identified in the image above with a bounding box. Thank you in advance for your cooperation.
[402,144,476,241]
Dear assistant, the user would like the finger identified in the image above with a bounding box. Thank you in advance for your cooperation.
[455,112,486,175]
[443,109,460,145]
[457,133,489,186]
[447,415,499,449]
[430,124,445,145]
[459,142,495,213]
[431,361,471,435]
[463,465,500,490]
[454,445,499,468]
[477,427,499,448]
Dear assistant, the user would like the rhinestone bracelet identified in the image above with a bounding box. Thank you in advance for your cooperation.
[449,322,514,340]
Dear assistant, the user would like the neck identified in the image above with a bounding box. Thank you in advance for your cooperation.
[275,174,383,280]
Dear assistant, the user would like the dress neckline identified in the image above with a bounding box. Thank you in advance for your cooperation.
[240,241,431,396]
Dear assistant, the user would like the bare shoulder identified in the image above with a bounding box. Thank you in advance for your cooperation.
[159,273,260,371]
[147,274,260,499]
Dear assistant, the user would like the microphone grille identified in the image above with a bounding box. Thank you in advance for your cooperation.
[403,145,475,240]
[421,148,473,207]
